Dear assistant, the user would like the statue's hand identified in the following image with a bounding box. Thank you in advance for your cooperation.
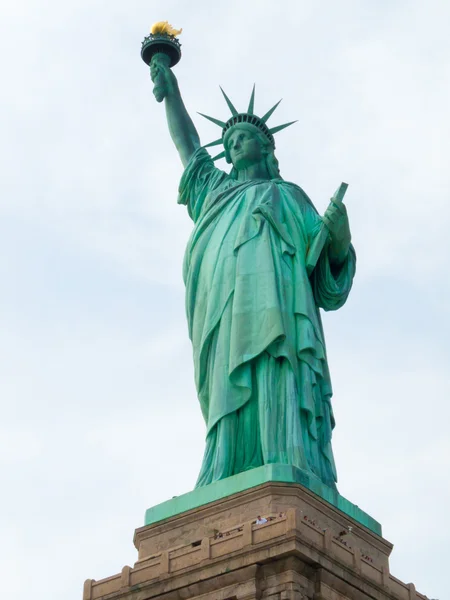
[150,58,178,102]
[323,201,351,265]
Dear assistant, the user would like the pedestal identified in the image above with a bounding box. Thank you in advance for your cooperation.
[83,479,428,600]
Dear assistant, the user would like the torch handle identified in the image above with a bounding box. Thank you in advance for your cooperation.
[150,53,171,103]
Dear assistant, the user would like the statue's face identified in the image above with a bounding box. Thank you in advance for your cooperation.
[227,127,264,170]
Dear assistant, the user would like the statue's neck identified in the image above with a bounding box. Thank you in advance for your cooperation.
[235,160,271,182]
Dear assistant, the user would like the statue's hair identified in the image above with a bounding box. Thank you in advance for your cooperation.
[223,123,282,180]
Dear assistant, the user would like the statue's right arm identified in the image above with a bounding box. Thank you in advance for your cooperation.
[151,61,201,167]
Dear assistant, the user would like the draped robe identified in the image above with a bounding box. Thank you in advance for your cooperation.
[178,148,356,489]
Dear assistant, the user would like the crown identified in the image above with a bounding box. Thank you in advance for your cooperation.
[199,85,297,161]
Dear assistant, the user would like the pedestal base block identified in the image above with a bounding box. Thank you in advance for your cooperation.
[144,465,382,536]
[83,480,429,600]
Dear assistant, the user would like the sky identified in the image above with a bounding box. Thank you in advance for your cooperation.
[0,1,449,598]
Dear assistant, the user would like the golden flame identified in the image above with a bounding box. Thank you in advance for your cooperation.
[150,21,182,36]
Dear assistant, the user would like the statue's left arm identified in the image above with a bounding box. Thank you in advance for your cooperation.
[309,200,356,311]
[322,200,352,267]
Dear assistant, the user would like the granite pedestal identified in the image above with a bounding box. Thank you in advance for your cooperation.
[83,475,428,600]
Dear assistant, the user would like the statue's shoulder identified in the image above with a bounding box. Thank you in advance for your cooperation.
[274,180,319,214]
[181,147,229,189]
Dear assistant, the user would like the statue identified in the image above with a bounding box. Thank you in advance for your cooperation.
[142,25,356,491]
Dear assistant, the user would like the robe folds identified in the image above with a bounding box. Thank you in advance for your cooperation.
[178,148,356,489]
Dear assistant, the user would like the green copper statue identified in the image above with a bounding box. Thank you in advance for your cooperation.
[147,32,355,491]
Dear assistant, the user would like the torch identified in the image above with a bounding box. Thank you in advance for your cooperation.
[141,22,182,102]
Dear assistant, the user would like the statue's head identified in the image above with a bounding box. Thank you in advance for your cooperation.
[223,124,281,180]
[199,86,295,179]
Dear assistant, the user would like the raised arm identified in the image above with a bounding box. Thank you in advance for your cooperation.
[150,56,201,167]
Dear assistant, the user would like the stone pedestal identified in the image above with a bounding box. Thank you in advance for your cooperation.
[83,482,428,600]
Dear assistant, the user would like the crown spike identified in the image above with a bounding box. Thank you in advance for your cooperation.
[198,113,226,128]
[203,138,223,149]
[212,150,226,161]
[261,99,282,123]
[247,84,256,115]
[268,120,298,135]
[220,87,238,116]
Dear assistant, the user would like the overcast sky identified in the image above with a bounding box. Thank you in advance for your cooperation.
[1,1,449,599]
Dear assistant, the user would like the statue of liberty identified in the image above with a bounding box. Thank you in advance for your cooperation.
[146,27,356,491]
